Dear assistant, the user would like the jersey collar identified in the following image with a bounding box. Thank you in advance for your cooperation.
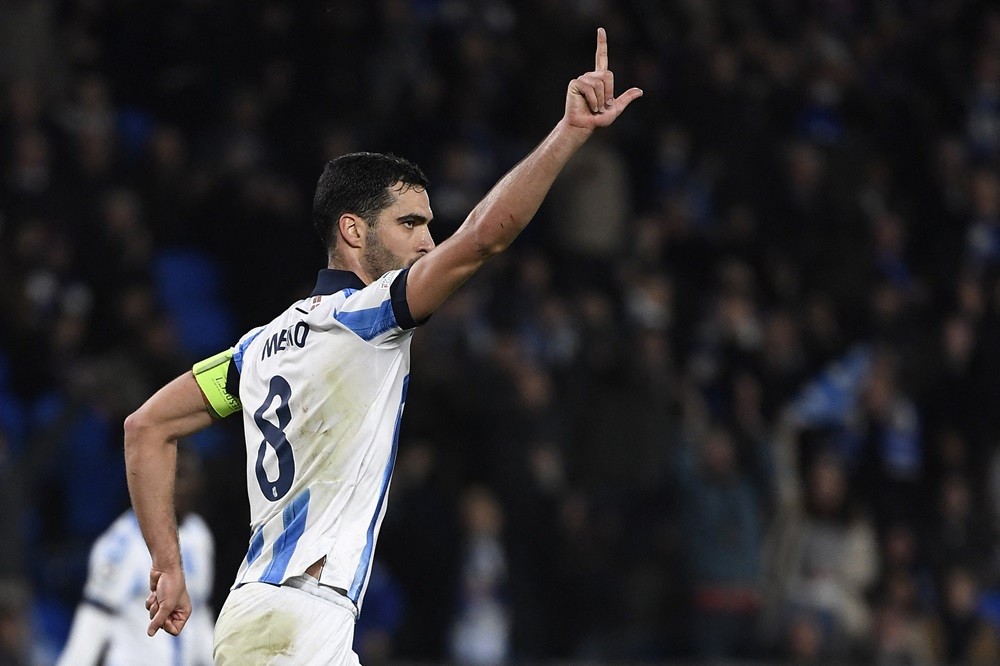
[311,269,366,296]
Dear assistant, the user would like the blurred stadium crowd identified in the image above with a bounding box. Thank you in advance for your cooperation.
[3,0,1000,663]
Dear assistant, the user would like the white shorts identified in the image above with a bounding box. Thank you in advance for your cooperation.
[213,576,360,665]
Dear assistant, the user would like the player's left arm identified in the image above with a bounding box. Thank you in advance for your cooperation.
[124,371,214,636]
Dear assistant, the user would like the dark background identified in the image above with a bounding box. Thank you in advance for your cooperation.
[3,0,1000,663]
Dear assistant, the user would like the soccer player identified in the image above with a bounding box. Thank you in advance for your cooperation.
[58,446,214,665]
[124,28,641,664]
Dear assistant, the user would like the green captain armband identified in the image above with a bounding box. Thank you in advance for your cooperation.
[192,349,242,418]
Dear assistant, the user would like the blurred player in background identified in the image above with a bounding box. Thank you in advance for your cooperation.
[57,445,214,665]
[124,28,641,664]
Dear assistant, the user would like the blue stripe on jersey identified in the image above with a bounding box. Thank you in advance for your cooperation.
[333,300,398,341]
[259,488,311,584]
[246,527,265,566]
[349,375,408,603]
[233,327,265,372]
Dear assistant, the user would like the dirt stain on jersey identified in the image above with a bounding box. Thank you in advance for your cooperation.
[215,608,297,664]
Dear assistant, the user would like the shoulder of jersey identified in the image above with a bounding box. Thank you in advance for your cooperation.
[90,511,142,560]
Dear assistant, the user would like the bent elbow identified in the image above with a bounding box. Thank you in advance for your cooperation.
[470,226,510,259]
[464,210,517,259]
[474,240,506,259]
[123,408,153,449]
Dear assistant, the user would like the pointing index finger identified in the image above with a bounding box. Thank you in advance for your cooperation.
[596,27,608,71]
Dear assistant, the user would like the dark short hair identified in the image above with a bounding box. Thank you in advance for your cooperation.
[312,152,429,252]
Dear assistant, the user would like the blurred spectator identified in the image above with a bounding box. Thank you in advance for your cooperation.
[781,609,828,665]
[380,440,457,660]
[0,0,66,95]
[868,524,938,664]
[354,560,405,666]
[852,353,924,531]
[923,317,981,442]
[764,453,879,658]
[548,135,632,274]
[870,601,934,666]
[966,168,1000,268]
[449,486,510,665]
[0,579,29,666]
[675,425,767,659]
[926,566,1000,665]
[0,432,23,579]
[928,472,997,582]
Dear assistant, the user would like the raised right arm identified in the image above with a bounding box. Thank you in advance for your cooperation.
[404,28,642,321]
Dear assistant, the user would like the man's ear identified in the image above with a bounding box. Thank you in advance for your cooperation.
[338,213,366,249]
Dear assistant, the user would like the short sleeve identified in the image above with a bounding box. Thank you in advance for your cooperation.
[331,269,425,345]
[193,325,266,417]
[192,348,242,418]
[232,325,267,374]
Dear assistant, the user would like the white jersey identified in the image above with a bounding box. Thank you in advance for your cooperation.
[57,511,215,666]
[227,268,419,610]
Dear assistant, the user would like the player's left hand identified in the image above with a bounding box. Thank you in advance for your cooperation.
[146,566,192,637]
[564,28,643,131]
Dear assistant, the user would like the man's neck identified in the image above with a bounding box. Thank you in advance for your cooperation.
[328,255,373,285]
